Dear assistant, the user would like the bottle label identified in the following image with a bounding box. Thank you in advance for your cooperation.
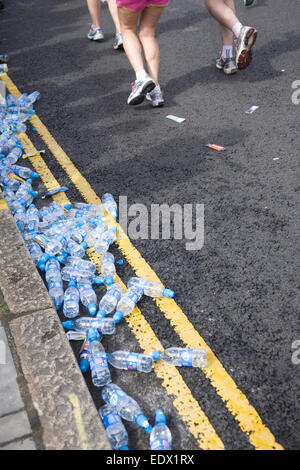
[151,439,171,450]
[180,349,194,367]
[126,353,139,371]
[102,255,113,264]
[126,291,139,304]
[34,233,50,249]
[48,281,63,290]
[107,288,121,302]
[102,413,121,429]
[90,354,108,372]
[79,283,92,293]
[109,390,127,409]
[67,293,79,302]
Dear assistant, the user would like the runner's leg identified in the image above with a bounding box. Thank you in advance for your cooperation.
[87,0,101,29]
[108,0,121,34]
[118,7,144,73]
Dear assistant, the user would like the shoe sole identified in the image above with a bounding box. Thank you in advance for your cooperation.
[114,43,124,50]
[128,80,156,106]
[223,67,238,75]
[88,36,105,42]
[236,28,257,70]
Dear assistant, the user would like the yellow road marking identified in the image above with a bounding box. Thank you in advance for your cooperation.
[2,73,283,450]
[69,394,89,450]
[0,189,9,210]
[19,133,224,450]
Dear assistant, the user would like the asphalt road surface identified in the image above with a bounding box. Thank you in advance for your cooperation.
[1,0,300,450]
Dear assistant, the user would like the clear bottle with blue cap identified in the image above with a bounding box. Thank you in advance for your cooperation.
[62,316,115,335]
[79,335,90,373]
[102,384,152,433]
[98,283,123,318]
[63,281,80,318]
[12,164,39,179]
[100,252,116,285]
[65,238,86,258]
[24,203,39,241]
[45,258,62,284]
[102,193,118,219]
[127,277,175,298]
[152,348,207,368]
[150,409,172,450]
[88,328,111,387]
[113,286,143,323]
[99,404,129,450]
[61,265,104,285]
[14,206,26,232]
[48,280,64,310]
[79,282,97,316]
[94,227,117,255]
[108,350,153,373]
[65,257,96,273]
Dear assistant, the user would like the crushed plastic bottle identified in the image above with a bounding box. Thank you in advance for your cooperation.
[102,384,152,432]
[98,283,124,318]
[127,277,175,298]
[152,348,207,368]
[150,409,172,450]
[99,405,129,450]
[88,328,111,387]
[108,350,153,373]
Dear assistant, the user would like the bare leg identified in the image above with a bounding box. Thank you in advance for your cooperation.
[220,0,236,46]
[108,0,121,34]
[86,0,101,29]
[139,6,165,85]
[205,0,239,30]
[118,7,144,74]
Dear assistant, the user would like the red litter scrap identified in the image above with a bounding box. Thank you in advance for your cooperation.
[205,143,227,151]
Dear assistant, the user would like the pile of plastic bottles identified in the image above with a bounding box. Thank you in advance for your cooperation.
[0,88,207,451]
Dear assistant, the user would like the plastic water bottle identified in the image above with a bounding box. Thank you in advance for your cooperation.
[94,227,117,255]
[79,336,90,373]
[25,204,39,238]
[61,266,104,285]
[63,281,80,318]
[65,238,86,258]
[98,283,124,318]
[99,405,129,450]
[62,317,115,335]
[83,224,108,247]
[87,328,111,387]
[45,258,61,284]
[12,165,39,179]
[79,282,97,316]
[102,384,152,432]
[14,206,26,232]
[48,280,64,310]
[102,193,118,219]
[65,257,96,273]
[6,147,22,164]
[108,350,153,373]
[100,252,116,285]
[127,277,175,298]
[49,202,65,221]
[45,233,68,256]
[113,287,143,323]
[152,348,207,368]
[1,176,20,191]
[27,242,44,267]
[150,409,172,450]
[27,91,40,104]
[0,64,8,73]
[68,202,104,217]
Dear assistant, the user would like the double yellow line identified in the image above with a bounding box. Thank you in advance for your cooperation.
[1,73,283,450]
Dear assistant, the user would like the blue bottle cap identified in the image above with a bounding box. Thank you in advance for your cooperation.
[88,303,97,316]
[116,259,124,266]
[105,275,113,286]
[136,414,151,432]
[76,220,85,227]
[29,190,38,198]
[38,263,45,271]
[151,350,162,361]
[79,360,90,373]
[119,446,129,450]
[144,424,152,434]
[62,320,75,330]
[81,242,88,250]
[113,311,124,324]
[30,171,39,178]
[53,299,62,310]
[64,203,72,210]
[16,221,24,232]
[27,179,33,185]
[155,409,166,425]
[87,327,100,342]
[96,310,106,319]
[163,288,175,298]
[68,280,76,288]
[94,275,105,285]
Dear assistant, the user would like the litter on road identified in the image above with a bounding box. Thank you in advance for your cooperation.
[205,143,227,151]
[245,105,260,114]
[166,114,186,123]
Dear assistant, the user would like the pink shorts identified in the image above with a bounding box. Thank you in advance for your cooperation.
[116,0,168,11]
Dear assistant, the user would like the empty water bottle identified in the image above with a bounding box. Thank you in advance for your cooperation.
[94,227,117,255]
[24,204,39,239]
[27,91,41,104]
[79,335,90,373]
[108,350,153,373]
[102,384,152,432]
[63,281,80,318]
[65,257,96,273]
[27,242,43,267]
[1,176,20,191]
[62,317,115,335]
[150,409,172,450]
[113,287,143,323]
[68,202,104,217]
[152,348,206,368]
[12,165,39,179]
[127,277,175,298]
[79,282,97,316]
[101,252,116,285]
[14,206,26,232]
[99,405,129,450]
[45,258,61,284]
[48,280,64,310]
[61,265,104,285]
[65,238,86,258]
[102,193,117,219]
[45,233,68,256]
[98,283,124,318]
[88,328,111,387]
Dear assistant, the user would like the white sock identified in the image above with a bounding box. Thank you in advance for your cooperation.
[222,45,233,59]
[136,69,147,81]
[232,22,243,38]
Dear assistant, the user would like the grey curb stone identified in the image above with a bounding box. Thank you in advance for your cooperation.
[0,209,53,315]
[0,207,111,450]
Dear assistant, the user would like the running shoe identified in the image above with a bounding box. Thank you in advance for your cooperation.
[114,32,123,50]
[244,0,256,6]
[216,55,237,75]
[235,25,257,70]
[146,86,165,107]
[87,26,104,41]
[127,75,155,106]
